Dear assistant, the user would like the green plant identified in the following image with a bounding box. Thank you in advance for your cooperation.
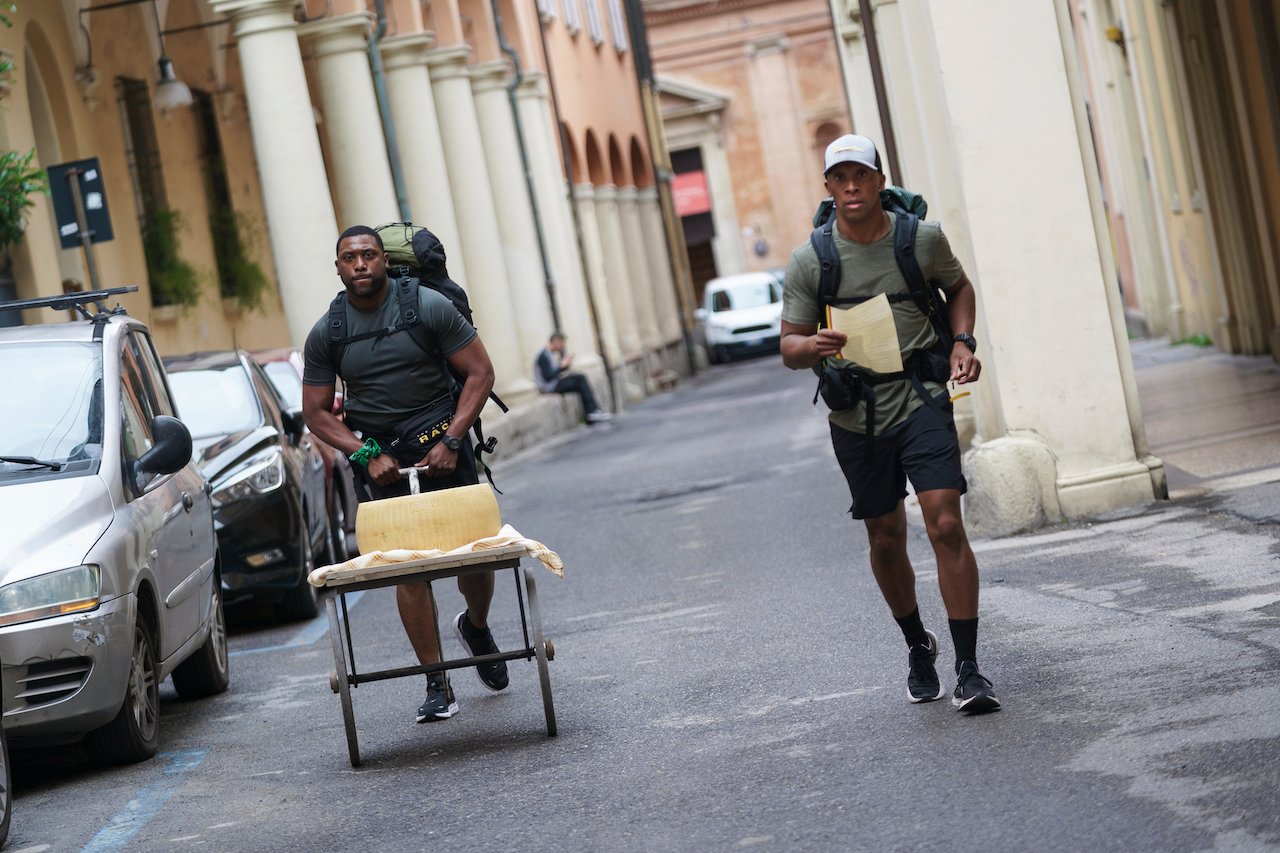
[0,148,47,250]
[1173,334,1213,348]
[141,208,201,308]
[208,209,271,311]
[0,3,15,28]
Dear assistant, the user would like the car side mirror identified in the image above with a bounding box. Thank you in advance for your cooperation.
[137,415,193,481]
[281,408,306,444]
[694,308,708,322]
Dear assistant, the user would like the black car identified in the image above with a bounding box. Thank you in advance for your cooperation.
[164,351,330,621]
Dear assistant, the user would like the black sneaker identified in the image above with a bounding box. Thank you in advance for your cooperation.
[453,611,509,692]
[417,673,458,723]
[952,660,1001,715]
[907,629,946,703]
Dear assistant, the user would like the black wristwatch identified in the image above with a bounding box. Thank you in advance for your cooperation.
[953,333,977,353]
[440,434,463,453]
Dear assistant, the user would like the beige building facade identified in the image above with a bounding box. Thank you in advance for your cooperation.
[0,0,687,410]
[644,0,852,301]
[1068,0,1280,360]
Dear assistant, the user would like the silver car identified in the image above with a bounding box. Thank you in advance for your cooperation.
[0,289,229,763]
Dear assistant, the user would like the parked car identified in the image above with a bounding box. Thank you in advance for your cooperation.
[163,351,330,621]
[253,348,358,563]
[0,288,229,765]
[695,271,784,364]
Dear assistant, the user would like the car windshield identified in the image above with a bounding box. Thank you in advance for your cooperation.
[711,281,778,312]
[262,361,303,410]
[0,342,103,474]
[168,365,261,439]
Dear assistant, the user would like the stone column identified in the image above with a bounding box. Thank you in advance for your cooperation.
[380,31,467,286]
[572,184,623,366]
[515,74,601,369]
[469,61,554,369]
[617,186,662,350]
[297,12,398,229]
[745,36,815,253]
[639,186,682,344]
[211,0,340,347]
[919,0,1160,533]
[592,184,642,359]
[426,46,535,400]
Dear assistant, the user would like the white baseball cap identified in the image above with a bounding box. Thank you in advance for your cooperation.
[823,133,882,174]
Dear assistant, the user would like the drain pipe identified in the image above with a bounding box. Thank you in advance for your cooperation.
[370,0,411,221]
[490,0,563,334]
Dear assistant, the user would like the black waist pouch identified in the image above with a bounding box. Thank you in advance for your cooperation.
[384,393,457,465]
[917,343,952,385]
[817,364,866,412]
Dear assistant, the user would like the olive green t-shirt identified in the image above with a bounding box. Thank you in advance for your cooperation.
[302,284,476,435]
[783,212,964,435]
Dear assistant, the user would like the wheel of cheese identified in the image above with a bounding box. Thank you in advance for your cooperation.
[355,483,501,553]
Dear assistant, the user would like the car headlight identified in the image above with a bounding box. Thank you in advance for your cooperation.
[0,565,101,627]
[211,449,284,508]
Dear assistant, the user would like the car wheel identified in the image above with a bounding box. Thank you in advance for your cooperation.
[277,524,320,622]
[714,345,730,364]
[86,616,159,764]
[172,580,231,699]
[329,494,350,565]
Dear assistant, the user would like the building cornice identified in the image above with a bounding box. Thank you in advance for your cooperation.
[644,0,781,27]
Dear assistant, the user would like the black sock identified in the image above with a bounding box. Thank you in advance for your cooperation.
[894,607,930,648]
[949,617,978,668]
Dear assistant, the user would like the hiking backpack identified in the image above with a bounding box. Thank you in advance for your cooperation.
[808,188,955,446]
[326,223,508,481]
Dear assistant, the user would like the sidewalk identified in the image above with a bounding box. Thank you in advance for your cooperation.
[1131,337,1280,499]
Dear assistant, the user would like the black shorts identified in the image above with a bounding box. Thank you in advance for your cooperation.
[352,436,479,502]
[830,401,967,520]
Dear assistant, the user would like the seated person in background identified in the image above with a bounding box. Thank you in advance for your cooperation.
[534,332,611,423]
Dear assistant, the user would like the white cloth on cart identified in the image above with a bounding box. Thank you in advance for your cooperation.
[308,523,564,587]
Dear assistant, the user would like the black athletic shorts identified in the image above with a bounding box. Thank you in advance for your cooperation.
[830,400,967,520]
[352,436,479,502]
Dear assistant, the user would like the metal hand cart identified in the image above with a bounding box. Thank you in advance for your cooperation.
[319,471,557,768]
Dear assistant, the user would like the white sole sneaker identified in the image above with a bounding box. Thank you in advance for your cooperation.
[907,629,947,703]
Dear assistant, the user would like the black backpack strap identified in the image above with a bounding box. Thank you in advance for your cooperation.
[892,213,953,345]
[810,219,841,327]
[327,292,349,376]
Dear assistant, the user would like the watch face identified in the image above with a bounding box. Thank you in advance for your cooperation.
[443,435,462,451]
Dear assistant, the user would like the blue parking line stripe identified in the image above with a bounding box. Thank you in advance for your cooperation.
[80,749,209,853]
[229,591,365,657]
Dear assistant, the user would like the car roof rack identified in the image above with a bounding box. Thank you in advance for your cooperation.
[0,286,139,323]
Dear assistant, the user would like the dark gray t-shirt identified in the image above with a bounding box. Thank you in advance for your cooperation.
[302,285,477,435]
[783,212,964,434]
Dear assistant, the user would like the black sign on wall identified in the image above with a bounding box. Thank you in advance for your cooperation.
[47,158,115,250]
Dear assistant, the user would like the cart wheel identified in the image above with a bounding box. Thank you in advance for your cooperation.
[325,593,361,767]
[544,639,555,661]
[535,640,557,738]
[329,672,339,694]
[523,565,557,737]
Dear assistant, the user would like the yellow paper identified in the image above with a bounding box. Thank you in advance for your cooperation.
[356,483,502,554]
[825,293,904,373]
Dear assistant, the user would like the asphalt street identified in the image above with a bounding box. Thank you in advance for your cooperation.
[9,352,1280,852]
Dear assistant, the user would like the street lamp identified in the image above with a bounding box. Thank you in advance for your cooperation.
[154,54,193,111]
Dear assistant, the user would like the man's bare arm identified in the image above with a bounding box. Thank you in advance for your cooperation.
[781,320,847,370]
[302,383,363,456]
[444,337,496,439]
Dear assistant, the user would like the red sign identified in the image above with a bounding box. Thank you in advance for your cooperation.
[673,170,711,217]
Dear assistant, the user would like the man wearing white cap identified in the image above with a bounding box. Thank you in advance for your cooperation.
[779,133,1000,715]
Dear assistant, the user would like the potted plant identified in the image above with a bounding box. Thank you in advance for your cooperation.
[141,207,201,309]
[209,208,271,313]
[0,148,48,309]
